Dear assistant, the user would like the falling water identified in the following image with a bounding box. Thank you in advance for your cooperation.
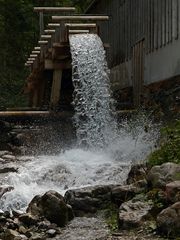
[69,34,117,149]
[0,34,159,211]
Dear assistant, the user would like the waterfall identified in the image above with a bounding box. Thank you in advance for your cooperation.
[69,34,117,149]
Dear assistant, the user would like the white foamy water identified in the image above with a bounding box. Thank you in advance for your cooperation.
[0,34,159,211]
[70,34,117,149]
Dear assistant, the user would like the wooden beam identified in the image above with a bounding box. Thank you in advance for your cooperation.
[45,59,71,70]
[38,40,48,45]
[66,23,97,28]
[48,23,60,28]
[41,35,52,39]
[25,63,31,66]
[32,51,40,54]
[44,29,56,34]
[52,15,109,21]
[34,47,41,50]
[28,58,36,61]
[26,61,33,64]
[34,7,76,13]
[30,54,38,58]
[69,30,89,33]
[50,69,62,109]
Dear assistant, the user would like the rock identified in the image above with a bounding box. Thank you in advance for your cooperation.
[166,181,180,203]
[0,186,14,198]
[2,155,16,161]
[0,121,11,133]
[147,162,180,188]
[64,185,113,216]
[19,226,28,234]
[0,151,11,157]
[118,199,153,229]
[0,167,18,174]
[157,202,180,237]
[12,210,24,218]
[111,182,146,206]
[46,229,56,238]
[127,164,147,184]
[29,233,45,240]
[3,229,27,240]
[19,213,38,226]
[27,190,73,227]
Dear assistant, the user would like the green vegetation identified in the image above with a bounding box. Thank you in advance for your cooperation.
[148,120,180,167]
[101,204,118,232]
[0,0,91,108]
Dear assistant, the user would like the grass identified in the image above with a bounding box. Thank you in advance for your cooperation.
[148,120,180,167]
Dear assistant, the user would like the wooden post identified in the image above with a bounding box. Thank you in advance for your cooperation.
[50,69,62,110]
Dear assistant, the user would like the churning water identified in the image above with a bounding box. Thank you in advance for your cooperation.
[0,34,159,211]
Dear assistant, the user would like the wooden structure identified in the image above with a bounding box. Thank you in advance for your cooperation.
[86,0,180,108]
[25,7,109,111]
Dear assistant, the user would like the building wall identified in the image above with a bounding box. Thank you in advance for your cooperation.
[87,0,180,87]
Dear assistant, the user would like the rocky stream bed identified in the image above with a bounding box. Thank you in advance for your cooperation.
[0,120,180,240]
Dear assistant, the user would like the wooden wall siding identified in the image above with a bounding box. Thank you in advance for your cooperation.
[87,0,180,68]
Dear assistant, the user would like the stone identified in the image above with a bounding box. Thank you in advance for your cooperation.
[64,185,113,216]
[157,202,180,237]
[147,162,180,188]
[0,121,11,133]
[12,210,24,218]
[118,199,153,229]
[3,229,27,240]
[19,213,38,226]
[27,190,73,227]
[111,183,145,206]
[0,186,14,198]
[0,151,10,157]
[126,164,147,184]
[2,155,16,161]
[166,181,180,203]
[46,229,56,238]
[0,167,17,174]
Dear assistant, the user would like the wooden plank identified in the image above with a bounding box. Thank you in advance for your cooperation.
[48,23,60,28]
[34,47,41,50]
[41,35,52,39]
[69,30,89,33]
[30,54,38,58]
[28,58,36,61]
[32,51,40,54]
[52,16,109,21]
[34,7,76,12]
[38,40,48,44]
[44,29,56,34]
[65,23,96,28]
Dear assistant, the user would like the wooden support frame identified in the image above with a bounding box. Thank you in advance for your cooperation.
[50,69,62,110]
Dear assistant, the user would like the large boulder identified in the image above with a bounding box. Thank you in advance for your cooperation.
[111,181,146,206]
[166,181,180,203]
[118,198,153,229]
[27,190,74,227]
[64,185,113,216]
[157,202,180,238]
[147,162,180,188]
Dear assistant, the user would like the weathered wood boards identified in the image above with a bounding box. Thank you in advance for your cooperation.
[52,15,109,21]
[34,7,76,13]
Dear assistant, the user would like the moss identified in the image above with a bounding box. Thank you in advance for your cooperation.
[148,120,180,167]
[99,204,118,232]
